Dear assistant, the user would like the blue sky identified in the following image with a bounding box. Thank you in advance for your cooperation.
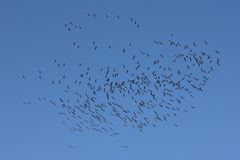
[0,0,240,160]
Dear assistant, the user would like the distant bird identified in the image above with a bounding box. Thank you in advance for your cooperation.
[121,145,129,150]
[193,42,196,47]
[68,145,74,148]
[204,40,208,45]
[190,106,197,109]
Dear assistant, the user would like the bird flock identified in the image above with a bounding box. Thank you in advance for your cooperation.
[22,12,221,139]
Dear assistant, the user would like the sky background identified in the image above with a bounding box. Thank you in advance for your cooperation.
[0,0,240,160]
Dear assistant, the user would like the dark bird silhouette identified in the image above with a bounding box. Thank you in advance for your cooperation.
[204,40,208,45]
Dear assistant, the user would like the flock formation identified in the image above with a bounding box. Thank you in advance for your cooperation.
[22,12,221,139]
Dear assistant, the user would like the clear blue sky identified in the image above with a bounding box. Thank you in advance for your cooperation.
[0,0,240,160]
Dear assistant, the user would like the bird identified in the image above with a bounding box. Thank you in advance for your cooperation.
[68,145,74,148]
[193,42,196,47]
[215,50,220,54]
